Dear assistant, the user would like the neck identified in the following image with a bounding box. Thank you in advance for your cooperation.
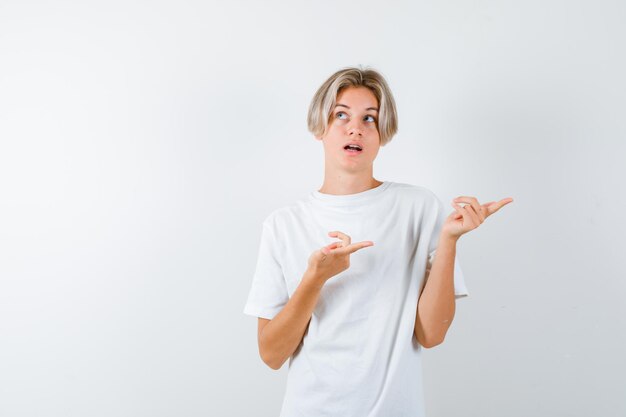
[318,172,383,195]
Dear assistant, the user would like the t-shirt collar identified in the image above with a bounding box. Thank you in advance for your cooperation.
[308,181,392,207]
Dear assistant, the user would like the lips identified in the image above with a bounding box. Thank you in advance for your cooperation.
[344,147,363,155]
[343,143,363,151]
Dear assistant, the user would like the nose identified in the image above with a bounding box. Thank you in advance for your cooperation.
[347,120,364,136]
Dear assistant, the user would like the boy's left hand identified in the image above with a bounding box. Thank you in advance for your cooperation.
[442,196,514,240]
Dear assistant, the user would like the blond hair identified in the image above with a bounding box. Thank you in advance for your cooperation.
[307,66,398,146]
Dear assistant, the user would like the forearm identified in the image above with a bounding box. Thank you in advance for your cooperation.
[414,234,458,347]
[259,270,324,369]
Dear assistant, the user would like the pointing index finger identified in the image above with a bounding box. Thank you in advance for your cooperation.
[485,197,514,215]
[342,241,374,255]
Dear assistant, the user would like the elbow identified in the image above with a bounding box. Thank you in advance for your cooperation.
[264,357,283,370]
[414,318,453,349]
[258,333,285,370]
[259,349,284,370]
[415,329,445,349]
[265,358,284,371]
[420,337,444,349]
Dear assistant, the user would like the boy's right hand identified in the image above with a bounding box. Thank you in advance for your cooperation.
[306,231,374,285]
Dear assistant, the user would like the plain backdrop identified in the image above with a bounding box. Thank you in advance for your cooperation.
[1,0,625,416]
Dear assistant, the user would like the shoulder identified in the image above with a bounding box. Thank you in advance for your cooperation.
[388,181,441,208]
[261,203,304,230]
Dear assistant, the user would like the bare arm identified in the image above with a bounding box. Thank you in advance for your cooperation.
[414,234,458,348]
[257,230,374,370]
[414,195,513,348]
[257,270,324,370]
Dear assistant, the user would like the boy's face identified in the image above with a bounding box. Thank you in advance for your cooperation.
[317,86,381,173]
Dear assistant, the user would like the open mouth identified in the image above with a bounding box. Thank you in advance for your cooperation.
[344,144,363,153]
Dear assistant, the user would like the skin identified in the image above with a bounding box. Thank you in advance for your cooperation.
[256,86,513,369]
[415,196,513,348]
[316,86,384,195]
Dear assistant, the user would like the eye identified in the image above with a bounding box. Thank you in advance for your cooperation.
[336,111,347,119]
[365,115,376,123]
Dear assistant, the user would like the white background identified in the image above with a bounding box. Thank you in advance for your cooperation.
[1,0,625,416]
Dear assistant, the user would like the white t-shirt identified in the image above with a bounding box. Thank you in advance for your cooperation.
[243,181,469,417]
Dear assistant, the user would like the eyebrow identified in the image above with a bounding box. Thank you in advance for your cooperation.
[335,103,379,112]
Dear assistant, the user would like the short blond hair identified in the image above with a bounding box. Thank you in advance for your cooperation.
[307,66,398,146]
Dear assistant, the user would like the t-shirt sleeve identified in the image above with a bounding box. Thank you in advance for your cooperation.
[426,195,470,300]
[243,219,290,319]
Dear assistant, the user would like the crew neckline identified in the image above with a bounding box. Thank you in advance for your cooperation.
[309,181,393,206]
